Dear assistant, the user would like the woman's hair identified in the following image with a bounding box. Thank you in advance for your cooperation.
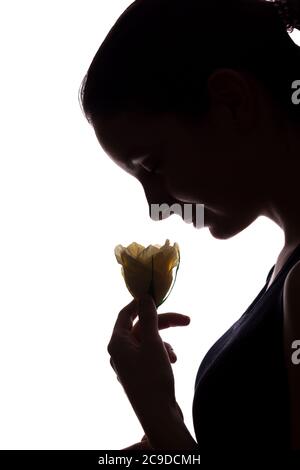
[79,0,300,125]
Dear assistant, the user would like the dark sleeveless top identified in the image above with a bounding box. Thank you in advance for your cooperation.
[192,243,300,458]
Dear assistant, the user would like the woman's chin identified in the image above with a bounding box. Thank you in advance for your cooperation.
[193,204,256,239]
[204,210,239,240]
[207,216,251,240]
[208,224,233,240]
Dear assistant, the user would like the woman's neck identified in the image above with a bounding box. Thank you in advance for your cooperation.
[266,241,300,290]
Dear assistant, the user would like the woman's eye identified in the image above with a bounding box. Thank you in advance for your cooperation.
[141,159,161,174]
[131,155,162,175]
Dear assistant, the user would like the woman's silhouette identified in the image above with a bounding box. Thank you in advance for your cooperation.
[80,0,300,459]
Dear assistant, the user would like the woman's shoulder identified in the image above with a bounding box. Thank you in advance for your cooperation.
[284,259,300,289]
[283,259,300,326]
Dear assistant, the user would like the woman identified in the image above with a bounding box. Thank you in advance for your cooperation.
[80,0,300,458]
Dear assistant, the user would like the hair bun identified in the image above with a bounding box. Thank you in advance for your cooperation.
[272,0,300,32]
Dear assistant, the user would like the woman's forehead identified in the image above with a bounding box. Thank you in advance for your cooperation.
[93,112,156,167]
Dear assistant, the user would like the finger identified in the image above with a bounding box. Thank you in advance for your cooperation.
[157,313,190,331]
[110,340,176,368]
[114,298,139,333]
[132,313,190,341]
[137,294,159,341]
[164,342,177,363]
[110,357,122,383]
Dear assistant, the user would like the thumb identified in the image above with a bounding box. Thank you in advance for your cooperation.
[137,293,159,341]
[132,313,190,342]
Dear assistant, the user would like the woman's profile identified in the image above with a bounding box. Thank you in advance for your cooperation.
[79,0,300,460]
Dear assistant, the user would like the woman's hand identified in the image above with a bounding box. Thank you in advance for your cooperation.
[107,294,190,428]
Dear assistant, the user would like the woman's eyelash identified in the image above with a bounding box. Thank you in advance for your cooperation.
[143,162,158,173]
[141,159,161,174]
[131,155,161,174]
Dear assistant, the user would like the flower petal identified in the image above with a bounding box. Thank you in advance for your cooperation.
[114,239,180,305]
[121,250,152,298]
[114,244,126,265]
[125,242,145,258]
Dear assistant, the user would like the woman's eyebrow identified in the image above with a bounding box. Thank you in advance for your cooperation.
[125,154,150,172]
[119,155,146,174]
[131,154,150,165]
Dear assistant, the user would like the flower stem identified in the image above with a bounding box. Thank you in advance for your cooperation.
[147,255,157,307]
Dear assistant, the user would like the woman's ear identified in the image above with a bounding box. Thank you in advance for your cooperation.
[206,68,258,133]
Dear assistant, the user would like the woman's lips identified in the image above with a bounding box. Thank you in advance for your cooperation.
[192,206,212,228]
[153,198,214,228]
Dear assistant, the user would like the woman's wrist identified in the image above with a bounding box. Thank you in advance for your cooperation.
[136,400,199,451]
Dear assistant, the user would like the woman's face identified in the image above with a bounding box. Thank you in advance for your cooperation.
[92,70,278,239]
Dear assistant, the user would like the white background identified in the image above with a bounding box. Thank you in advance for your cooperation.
[0,1,299,450]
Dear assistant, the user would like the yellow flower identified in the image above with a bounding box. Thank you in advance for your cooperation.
[114,239,180,307]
